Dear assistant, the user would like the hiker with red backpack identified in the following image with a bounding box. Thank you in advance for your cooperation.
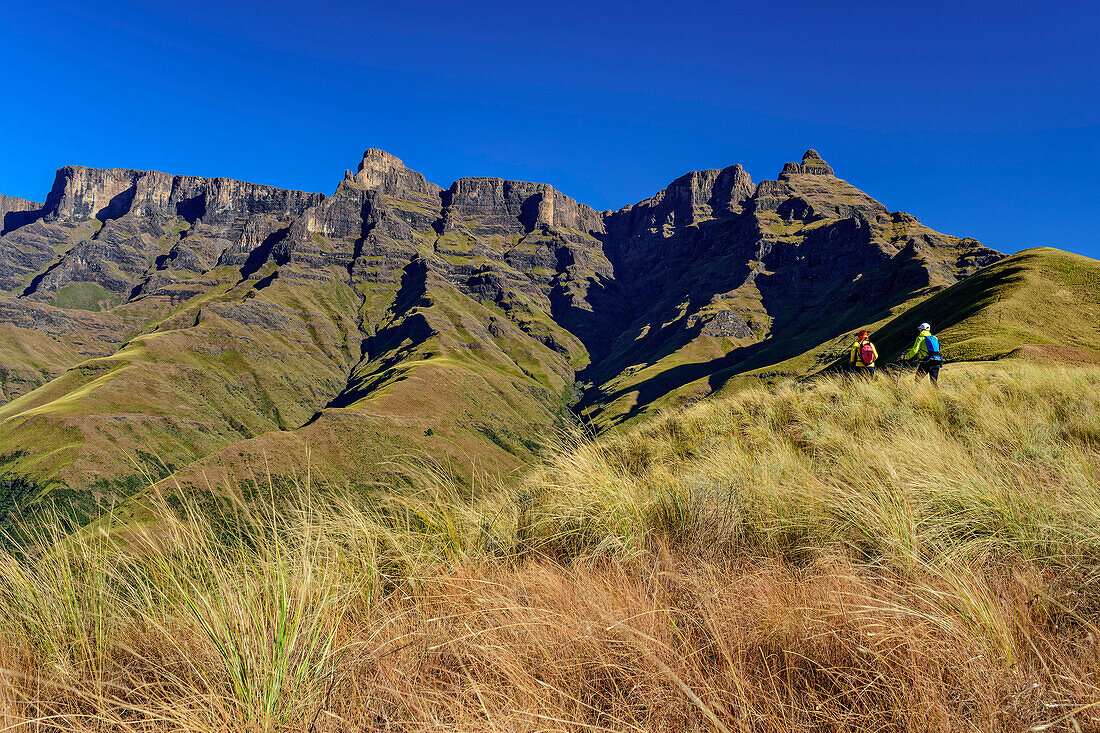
[848,329,879,377]
[904,322,944,384]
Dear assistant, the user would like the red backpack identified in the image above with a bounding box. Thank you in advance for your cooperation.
[859,340,875,365]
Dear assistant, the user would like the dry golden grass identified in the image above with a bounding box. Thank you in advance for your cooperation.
[2,361,1099,731]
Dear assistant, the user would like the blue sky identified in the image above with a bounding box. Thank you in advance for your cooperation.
[3,0,1098,258]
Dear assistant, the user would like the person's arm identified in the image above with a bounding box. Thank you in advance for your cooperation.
[848,342,857,365]
[903,335,921,361]
[871,343,879,363]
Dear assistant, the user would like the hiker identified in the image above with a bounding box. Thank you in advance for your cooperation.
[904,322,944,384]
[847,329,878,377]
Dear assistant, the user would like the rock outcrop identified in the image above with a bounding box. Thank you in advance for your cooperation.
[780,149,835,176]
[0,167,325,304]
[41,166,324,225]
[441,178,605,236]
[605,163,755,272]
[0,195,42,236]
[349,148,441,199]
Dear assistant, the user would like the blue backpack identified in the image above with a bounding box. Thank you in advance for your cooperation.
[924,334,943,361]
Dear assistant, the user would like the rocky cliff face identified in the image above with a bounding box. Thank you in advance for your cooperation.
[348,148,441,197]
[41,165,324,225]
[0,148,1003,514]
[0,166,325,304]
[0,195,41,236]
[442,177,605,235]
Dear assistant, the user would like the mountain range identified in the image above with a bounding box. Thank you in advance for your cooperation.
[3,147,1095,524]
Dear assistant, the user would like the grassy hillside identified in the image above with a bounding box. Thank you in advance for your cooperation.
[2,362,1099,731]
[641,247,1100,416]
[0,266,363,518]
[870,247,1100,364]
[0,164,604,513]
[142,268,584,498]
[0,260,576,526]
[0,300,147,405]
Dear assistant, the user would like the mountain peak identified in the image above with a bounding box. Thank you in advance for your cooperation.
[357,148,405,173]
[352,148,406,186]
[780,149,835,177]
[350,148,439,196]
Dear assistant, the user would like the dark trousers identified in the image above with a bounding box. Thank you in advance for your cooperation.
[916,361,941,383]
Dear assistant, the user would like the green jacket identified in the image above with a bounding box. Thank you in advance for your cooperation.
[904,330,938,362]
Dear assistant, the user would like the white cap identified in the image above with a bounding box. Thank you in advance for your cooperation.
[919,322,931,331]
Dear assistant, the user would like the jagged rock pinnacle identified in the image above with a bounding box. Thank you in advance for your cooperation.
[799,149,834,175]
[351,148,438,196]
[353,149,406,188]
[779,149,835,177]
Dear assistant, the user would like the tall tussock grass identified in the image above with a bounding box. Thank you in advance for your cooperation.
[528,363,1100,567]
[1,362,1099,731]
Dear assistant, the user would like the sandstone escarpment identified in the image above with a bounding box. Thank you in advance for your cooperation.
[607,164,755,236]
[604,163,755,276]
[441,178,605,236]
[0,195,42,236]
[0,167,326,304]
[42,166,324,225]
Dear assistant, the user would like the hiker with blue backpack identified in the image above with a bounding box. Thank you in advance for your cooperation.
[848,329,879,377]
[904,322,944,383]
